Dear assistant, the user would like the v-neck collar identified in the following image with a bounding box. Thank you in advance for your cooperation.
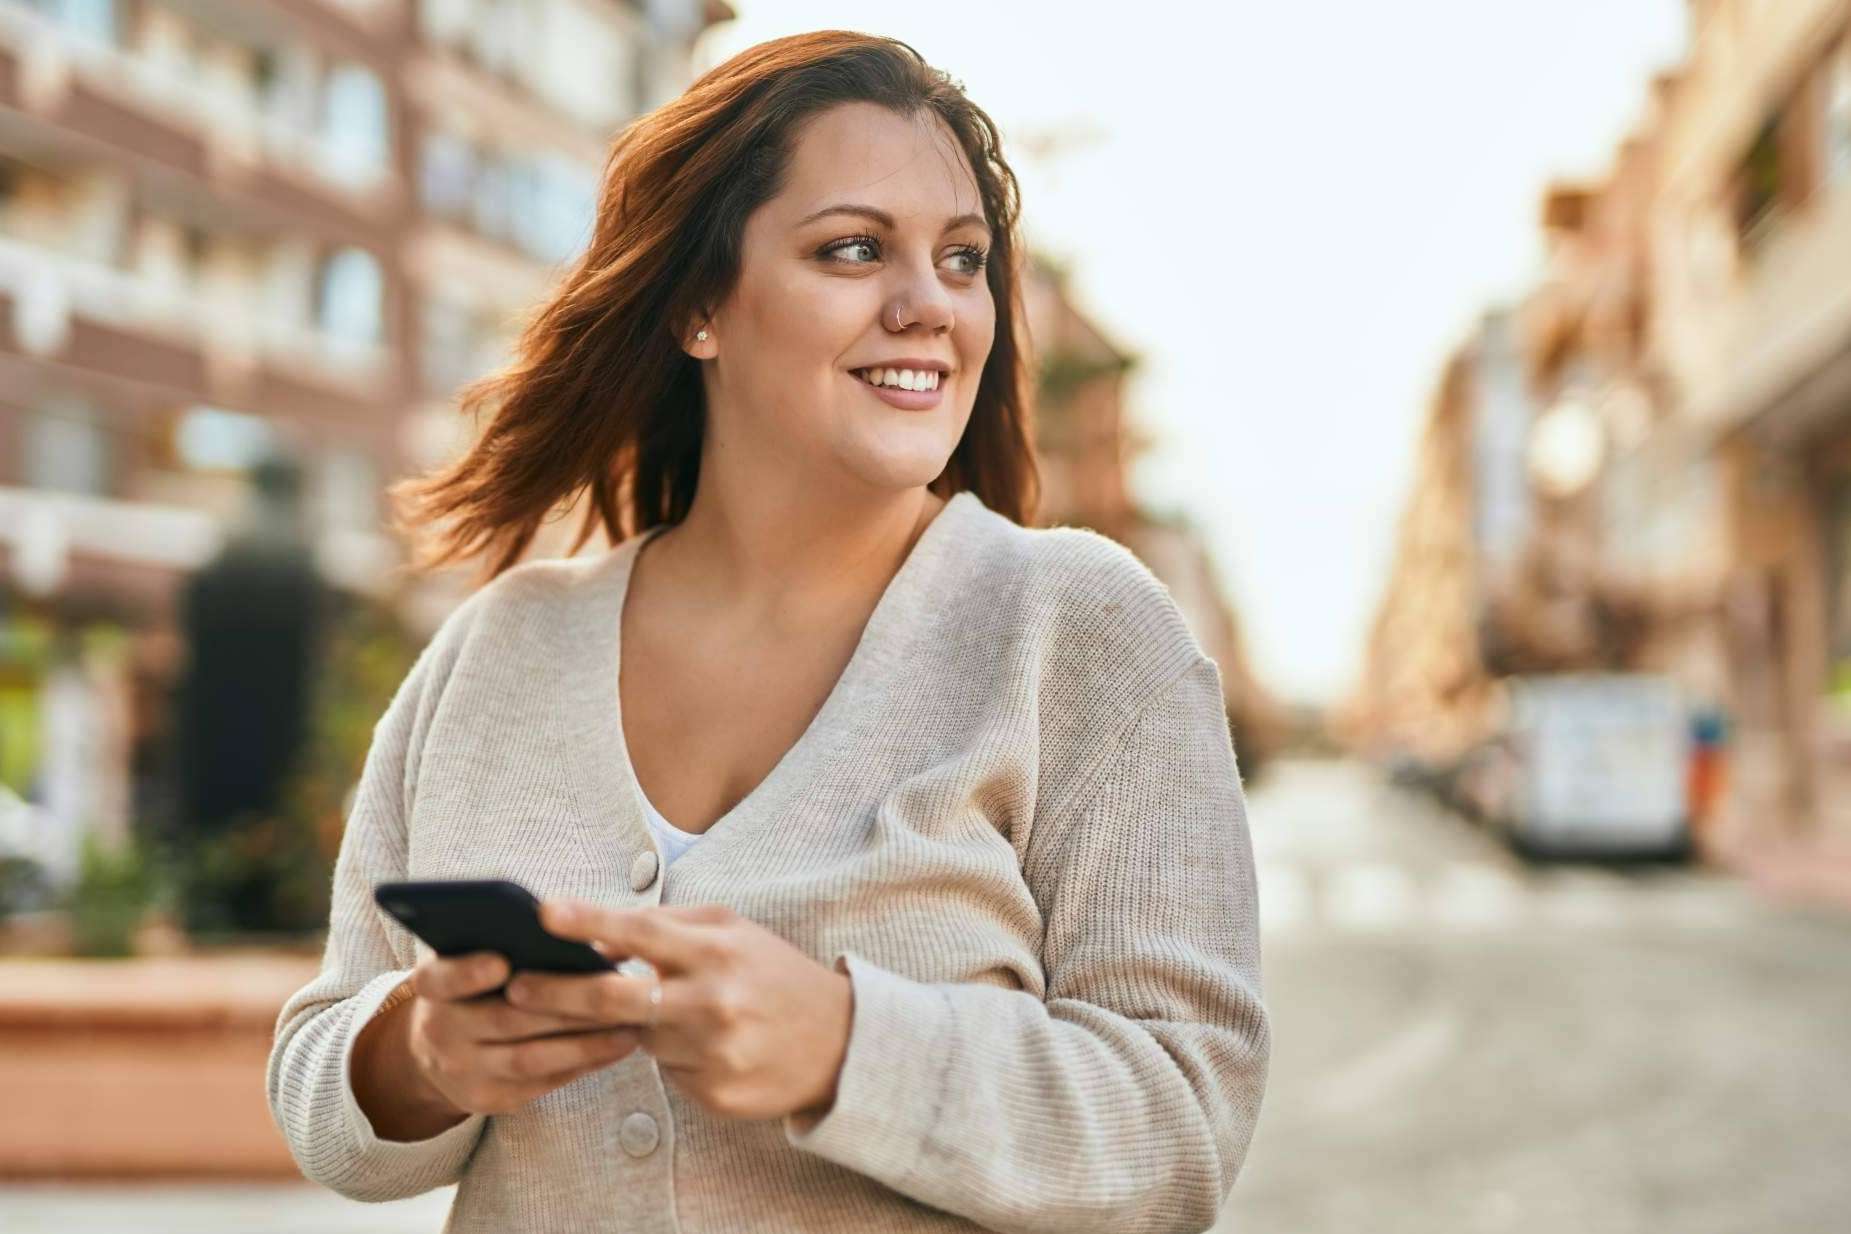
[561,490,982,893]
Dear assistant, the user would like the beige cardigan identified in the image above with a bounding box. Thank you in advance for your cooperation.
[266,489,1270,1233]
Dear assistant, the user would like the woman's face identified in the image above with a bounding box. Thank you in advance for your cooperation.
[694,101,997,495]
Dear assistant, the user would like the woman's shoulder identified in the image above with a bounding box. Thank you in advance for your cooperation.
[963,511,1209,709]
[402,550,608,678]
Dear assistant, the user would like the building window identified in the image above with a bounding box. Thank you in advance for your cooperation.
[25,400,112,496]
[470,159,513,244]
[418,0,478,46]
[320,63,391,187]
[419,293,505,395]
[175,407,276,473]
[467,0,534,79]
[419,131,477,219]
[527,0,639,129]
[509,154,597,264]
[316,446,381,534]
[1828,45,1851,189]
[24,0,119,46]
[1827,479,1851,705]
[420,132,596,263]
[1735,113,1785,252]
[316,247,384,347]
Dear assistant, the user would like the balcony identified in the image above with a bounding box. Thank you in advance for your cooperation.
[1690,185,1851,439]
[0,6,399,220]
[0,482,400,598]
[0,233,393,406]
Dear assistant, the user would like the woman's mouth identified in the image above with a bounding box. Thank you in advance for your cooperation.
[851,366,945,410]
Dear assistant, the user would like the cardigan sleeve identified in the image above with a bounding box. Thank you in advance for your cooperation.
[265,635,489,1202]
[781,654,1271,1234]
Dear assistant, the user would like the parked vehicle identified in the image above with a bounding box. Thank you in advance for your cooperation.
[1499,673,1693,861]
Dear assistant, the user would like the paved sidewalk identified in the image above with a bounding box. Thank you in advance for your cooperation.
[1735,846,1851,911]
[1704,830,1851,915]
[0,1182,456,1233]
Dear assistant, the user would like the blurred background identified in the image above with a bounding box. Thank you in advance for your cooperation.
[1,0,1849,1231]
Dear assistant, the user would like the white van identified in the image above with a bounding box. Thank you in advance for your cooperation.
[1503,673,1692,860]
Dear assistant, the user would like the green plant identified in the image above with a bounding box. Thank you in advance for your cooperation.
[66,830,158,957]
[0,852,51,918]
[1037,347,1139,408]
[1831,659,1851,714]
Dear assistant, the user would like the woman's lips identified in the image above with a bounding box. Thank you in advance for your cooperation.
[851,369,944,410]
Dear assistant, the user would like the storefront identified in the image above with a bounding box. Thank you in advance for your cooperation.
[1718,362,1851,850]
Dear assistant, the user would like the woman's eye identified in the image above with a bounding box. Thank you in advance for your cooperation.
[947,248,987,276]
[820,238,987,277]
[823,238,880,264]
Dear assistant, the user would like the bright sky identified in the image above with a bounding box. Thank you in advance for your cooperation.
[696,2,1690,706]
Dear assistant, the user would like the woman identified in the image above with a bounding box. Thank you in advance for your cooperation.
[266,29,1268,1234]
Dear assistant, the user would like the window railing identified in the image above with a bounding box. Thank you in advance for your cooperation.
[0,7,392,199]
[0,234,391,388]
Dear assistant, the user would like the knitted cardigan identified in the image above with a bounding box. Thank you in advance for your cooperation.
[266,488,1269,1233]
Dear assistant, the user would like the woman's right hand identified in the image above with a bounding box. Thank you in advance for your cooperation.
[398,950,643,1119]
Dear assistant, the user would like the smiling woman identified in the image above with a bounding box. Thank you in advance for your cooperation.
[382,32,1036,582]
[266,29,1268,1234]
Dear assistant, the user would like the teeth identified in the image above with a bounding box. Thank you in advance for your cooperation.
[859,368,940,391]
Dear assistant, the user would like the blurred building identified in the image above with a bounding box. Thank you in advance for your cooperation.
[1023,256,1288,778]
[1337,327,1503,769]
[1647,0,1851,851]
[0,0,727,877]
[1347,0,1851,854]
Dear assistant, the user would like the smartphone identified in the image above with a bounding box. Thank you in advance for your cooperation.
[373,878,618,989]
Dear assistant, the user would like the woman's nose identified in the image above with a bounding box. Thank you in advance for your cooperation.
[908,294,954,333]
[888,269,955,334]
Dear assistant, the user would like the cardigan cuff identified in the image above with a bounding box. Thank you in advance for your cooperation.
[337,969,488,1178]
[780,950,954,1181]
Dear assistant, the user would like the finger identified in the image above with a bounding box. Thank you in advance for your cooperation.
[480,1027,638,1083]
[538,900,719,974]
[504,969,671,1027]
[414,951,509,1003]
[516,1038,646,1097]
[633,1024,704,1070]
[456,992,627,1044]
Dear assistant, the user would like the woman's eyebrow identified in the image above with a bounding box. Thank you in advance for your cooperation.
[796,204,990,235]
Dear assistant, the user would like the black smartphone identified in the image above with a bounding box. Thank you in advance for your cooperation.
[373,879,618,989]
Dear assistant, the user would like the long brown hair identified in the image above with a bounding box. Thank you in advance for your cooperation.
[388,30,1039,587]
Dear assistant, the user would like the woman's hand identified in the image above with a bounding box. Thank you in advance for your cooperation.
[504,901,854,1124]
[396,951,645,1120]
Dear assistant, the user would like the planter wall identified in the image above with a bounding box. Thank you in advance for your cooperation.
[0,954,320,1178]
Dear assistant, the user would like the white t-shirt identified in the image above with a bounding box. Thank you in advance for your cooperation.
[633,770,705,867]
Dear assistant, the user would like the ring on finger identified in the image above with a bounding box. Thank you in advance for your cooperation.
[617,957,663,1031]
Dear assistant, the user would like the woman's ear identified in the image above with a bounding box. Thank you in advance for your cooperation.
[682,318,717,359]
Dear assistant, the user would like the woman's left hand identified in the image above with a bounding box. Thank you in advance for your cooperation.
[504,900,853,1124]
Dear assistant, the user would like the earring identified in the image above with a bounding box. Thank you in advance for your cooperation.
[696,329,709,342]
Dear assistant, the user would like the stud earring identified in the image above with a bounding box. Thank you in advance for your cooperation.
[696,329,709,342]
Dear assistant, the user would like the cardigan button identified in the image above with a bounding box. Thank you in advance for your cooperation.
[619,1111,659,1157]
[629,849,660,892]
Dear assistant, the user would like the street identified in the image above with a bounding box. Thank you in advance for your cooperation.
[6,758,1849,1233]
[1217,759,1851,1234]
